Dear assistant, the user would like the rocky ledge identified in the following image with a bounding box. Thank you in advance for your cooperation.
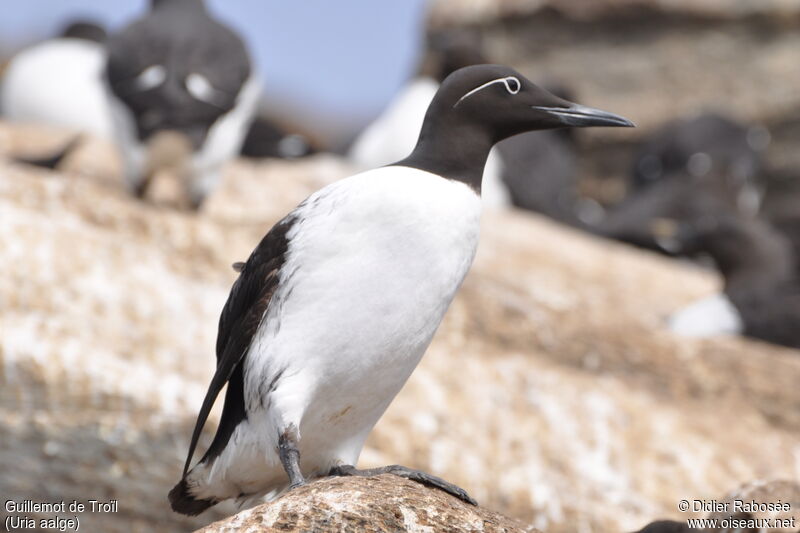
[196,475,539,533]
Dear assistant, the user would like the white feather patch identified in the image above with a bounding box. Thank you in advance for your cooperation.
[186,73,217,104]
[134,65,166,91]
[669,293,743,337]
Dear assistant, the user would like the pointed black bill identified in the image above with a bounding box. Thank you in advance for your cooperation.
[532,104,635,128]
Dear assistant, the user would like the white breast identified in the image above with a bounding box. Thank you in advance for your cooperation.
[1,39,114,139]
[668,292,743,337]
[246,166,481,461]
[191,166,482,501]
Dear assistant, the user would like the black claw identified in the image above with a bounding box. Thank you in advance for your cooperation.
[328,463,477,505]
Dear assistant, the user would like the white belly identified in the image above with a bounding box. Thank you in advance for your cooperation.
[1,39,113,139]
[669,292,743,337]
[224,167,481,495]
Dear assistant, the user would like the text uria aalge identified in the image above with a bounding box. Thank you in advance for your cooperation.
[692,499,791,513]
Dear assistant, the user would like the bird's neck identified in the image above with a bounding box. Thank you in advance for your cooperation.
[397,115,495,193]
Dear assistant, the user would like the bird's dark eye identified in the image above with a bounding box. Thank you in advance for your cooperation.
[504,77,520,94]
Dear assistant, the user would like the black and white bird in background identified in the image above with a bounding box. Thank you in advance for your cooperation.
[598,112,771,252]
[169,64,633,515]
[630,112,769,202]
[104,0,259,209]
[0,19,113,144]
[667,214,800,349]
[239,114,316,160]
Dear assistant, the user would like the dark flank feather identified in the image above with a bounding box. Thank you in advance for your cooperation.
[169,213,297,514]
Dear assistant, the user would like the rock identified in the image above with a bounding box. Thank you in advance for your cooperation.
[2,123,799,532]
[196,475,538,533]
[428,0,800,27]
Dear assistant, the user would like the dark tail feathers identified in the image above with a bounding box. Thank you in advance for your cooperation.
[168,477,217,516]
[15,135,83,170]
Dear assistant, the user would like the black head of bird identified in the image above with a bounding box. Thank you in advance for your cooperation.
[402,65,633,195]
[429,64,633,144]
[105,0,250,149]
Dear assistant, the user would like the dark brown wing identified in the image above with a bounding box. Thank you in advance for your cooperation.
[181,214,298,476]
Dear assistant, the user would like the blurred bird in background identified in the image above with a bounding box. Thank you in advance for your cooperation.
[0,18,113,154]
[239,114,316,160]
[667,214,800,348]
[104,0,259,208]
[597,112,770,252]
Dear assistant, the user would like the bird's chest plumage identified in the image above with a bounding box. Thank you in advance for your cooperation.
[245,167,481,426]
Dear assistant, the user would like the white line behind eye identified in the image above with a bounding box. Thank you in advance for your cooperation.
[134,65,166,91]
[186,73,217,104]
[454,76,521,108]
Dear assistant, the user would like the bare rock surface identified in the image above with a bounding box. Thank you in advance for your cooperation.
[196,475,538,533]
[1,123,799,532]
[429,0,800,27]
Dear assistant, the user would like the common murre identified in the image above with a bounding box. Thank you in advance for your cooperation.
[598,111,770,252]
[668,214,800,349]
[597,172,738,253]
[169,64,634,515]
[239,115,315,160]
[0,19,113,141]
[104,0,259,208]
[631,112,767,209]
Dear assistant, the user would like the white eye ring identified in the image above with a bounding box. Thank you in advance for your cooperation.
[134,65,166,91]
[186,73,217,103]
[455,75,523,107]
[504,77,520,94]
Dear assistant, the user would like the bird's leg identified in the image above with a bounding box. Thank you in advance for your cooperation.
[278,424,305,489]
[133,172,153,199]
[188,191,206,211]
[329,464,476,505]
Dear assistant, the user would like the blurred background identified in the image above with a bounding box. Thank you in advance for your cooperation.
[0,0,429,145]
[1,0,799,532]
